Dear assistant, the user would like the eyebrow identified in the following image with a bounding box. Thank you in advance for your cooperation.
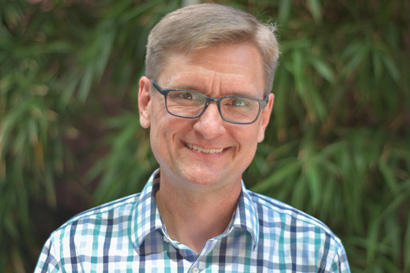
[169,84,199,91]
[165,83,261,98]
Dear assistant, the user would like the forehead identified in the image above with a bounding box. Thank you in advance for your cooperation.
[158,43,265,96]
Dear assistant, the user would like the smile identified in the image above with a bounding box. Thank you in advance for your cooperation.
[186,143,224,154]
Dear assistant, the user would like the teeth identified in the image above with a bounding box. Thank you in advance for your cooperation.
[187,143,224,154]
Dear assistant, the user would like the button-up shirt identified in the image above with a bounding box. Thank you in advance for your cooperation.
[35,170,350,272]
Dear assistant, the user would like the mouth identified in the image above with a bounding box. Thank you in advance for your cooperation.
[186,143,224,154]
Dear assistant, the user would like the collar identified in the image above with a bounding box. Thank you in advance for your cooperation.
[130,170,163,253]
[130,169,259,253]
[228,181,259,249]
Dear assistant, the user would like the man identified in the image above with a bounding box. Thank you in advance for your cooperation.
[35,4,350,272]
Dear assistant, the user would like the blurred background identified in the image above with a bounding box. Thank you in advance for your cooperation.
[1,0,409,272]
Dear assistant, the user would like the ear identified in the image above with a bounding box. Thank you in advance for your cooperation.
[257,93,274,143]
[138,76,152,128]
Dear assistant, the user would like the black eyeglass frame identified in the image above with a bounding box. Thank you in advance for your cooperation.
[151,80,268,125]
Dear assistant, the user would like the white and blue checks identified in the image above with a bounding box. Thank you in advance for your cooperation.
[35,170,350,272]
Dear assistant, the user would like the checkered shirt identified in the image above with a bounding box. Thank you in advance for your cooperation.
[35,170,350,272]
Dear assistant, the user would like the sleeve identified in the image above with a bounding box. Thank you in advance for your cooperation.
[328,240,351,273]
[34,236,62,273]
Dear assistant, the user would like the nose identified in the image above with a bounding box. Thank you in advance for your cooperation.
[193,103,227,139]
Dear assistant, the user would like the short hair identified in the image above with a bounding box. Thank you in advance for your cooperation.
[145,3,279,94]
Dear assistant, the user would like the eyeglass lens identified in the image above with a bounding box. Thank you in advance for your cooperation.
[166,90,261,123]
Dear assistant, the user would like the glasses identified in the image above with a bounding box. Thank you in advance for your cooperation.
[152,80,268,125]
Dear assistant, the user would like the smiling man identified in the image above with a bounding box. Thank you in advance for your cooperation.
[139,42,272,255]
[35,4,350,272]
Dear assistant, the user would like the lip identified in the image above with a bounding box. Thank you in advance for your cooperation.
[185,142,225,154]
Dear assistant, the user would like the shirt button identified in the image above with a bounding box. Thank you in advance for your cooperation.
[192,267,199,273]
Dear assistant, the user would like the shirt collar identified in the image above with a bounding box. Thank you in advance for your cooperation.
[227,181,259,249]
[130,170,260,252]
[130,170,163,253]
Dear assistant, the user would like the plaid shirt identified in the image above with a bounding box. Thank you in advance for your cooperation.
[35,170,350,272]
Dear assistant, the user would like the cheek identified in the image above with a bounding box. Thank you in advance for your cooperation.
[149,101,172,136]
[149,118,170,151]
[149,123,171,169]
[148,110,170,156]
[242,126,263,163]
[149,113,185,155]
[231,126,259,152]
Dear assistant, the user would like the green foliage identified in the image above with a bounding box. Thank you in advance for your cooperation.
[1,0,409,272]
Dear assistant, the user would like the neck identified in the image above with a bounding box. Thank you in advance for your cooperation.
[155,173,242,254]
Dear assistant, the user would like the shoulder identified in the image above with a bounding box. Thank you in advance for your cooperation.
[248,190,344,247]
[247,191,350,271]
[50,193,140,239]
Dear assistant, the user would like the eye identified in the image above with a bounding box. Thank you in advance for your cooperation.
[168,91,205,105]
[181,92,193,100]
[231,98,247,107]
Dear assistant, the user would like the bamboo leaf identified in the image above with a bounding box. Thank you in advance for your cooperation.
[118,0,162,24]
[305,163,321,209]
[309,56,334,83]
[291,50,308,104]
[59,76,80,107]
[292,174,308,209]
[309,85,327,121]
[78,68,94,103]
[378,159,399,196]
[94,31,115,81]
[383,215,400,264]
[341,42,371,76]
[366,215,381,263]
[273,66,291,136]
[307,0,322,23]
[251,160,301,193]
[278,0,292,23]
[372,48,383,78]
[380,53,400,83]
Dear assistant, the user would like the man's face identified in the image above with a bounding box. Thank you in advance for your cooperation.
[138,43,274,191]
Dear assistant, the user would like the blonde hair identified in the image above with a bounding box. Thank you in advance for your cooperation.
[145,3,279,94]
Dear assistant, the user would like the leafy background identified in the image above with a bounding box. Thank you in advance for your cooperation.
[1,0,409,272]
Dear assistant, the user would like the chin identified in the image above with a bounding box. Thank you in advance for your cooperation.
[179,167,237,190]
[183,171,218,186]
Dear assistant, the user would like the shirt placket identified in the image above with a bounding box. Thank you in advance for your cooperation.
[188,237,221,273]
